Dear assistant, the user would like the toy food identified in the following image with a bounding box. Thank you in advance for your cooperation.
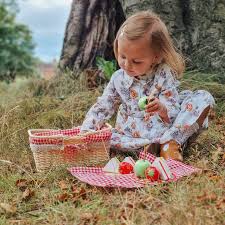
[123,156,135,166]
[119,162,134,174]
[134,159,151,178]
[145,166,160,182]
[138,96,148,110]
[102,157,120,174]
[152,157,174,180]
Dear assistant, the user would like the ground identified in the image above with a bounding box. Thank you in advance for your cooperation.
[0,71,224,225]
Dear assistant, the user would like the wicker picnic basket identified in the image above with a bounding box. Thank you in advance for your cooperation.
[28,124,112,172]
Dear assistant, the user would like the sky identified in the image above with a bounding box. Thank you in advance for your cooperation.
[17,0,72,63]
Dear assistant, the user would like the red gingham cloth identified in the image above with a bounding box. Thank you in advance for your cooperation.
[68,152,201,188]
[29,127,112,145]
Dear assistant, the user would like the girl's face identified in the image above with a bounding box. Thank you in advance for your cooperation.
[117,35,157,77]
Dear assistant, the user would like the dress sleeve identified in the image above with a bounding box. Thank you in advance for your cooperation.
[157,65,181,124]
[80,72,121,131]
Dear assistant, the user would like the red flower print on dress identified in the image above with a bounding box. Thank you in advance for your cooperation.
[130,89,138,99]
[132,131,141,138]
[186,103,193,111]
[155,84,162,91]
[164,90,173,98]
[183,124,190,130]
[131,122,136,129]
[144,114,151,122]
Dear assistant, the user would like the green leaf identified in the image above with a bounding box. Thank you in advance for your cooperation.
[96,56,117,81]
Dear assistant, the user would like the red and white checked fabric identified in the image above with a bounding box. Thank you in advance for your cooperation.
[68,152,201,188]
[29,127,112,145]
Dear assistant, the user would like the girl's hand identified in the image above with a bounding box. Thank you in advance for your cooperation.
[97,122,108,130]
[145,97,170,123]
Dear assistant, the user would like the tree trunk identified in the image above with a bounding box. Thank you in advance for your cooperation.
[60,0,225,74]
[59,0,125,71]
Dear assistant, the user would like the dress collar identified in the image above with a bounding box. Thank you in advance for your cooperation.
[122,68,157,89]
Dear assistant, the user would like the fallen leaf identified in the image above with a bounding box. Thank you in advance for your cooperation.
[211,146,224,162]
[118,208,127,221]
[197,191,217,203]
[198,169,216,178]
[0,203,17,214]
[58,180,68,190]
[208,175,222,182]
[15,179,28,192]
[80,212,93,221]
[209,110,216,120]
[71,184,77,192]
[22,188,35,201]
[216,198,225,210]
[72,187,87,200]
[56,193,70,202]
[125,202,134,208]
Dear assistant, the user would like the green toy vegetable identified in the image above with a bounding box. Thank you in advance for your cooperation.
[138,96,148,110]
[134,159,151,178]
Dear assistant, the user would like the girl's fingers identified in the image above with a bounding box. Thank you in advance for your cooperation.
[146,99,157,108]
[145,104,159,112]
[145,103,156,110]
[147,96,155,102]
[146,98,158,109]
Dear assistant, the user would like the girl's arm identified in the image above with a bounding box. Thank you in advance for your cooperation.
[158,67,180,124]
[145,65,180,124]
[81,72,121,131]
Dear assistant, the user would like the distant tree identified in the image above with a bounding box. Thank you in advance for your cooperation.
[0,0,36,82]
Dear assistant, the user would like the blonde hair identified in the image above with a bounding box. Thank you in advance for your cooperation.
[114,11,185,77]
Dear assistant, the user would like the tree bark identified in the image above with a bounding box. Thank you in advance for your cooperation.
[60,0,225,74]
[59,0,125,71]
[120,0,225,73]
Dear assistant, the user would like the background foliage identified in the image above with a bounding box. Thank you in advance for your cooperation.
[0,0,36,82]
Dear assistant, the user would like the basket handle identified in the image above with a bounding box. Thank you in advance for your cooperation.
[77,123,112,136]
[28,129,63,138]
[63,136,85,145]
[63,123,112,145]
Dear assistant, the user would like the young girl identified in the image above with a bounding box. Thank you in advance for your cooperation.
[81,11,215,161]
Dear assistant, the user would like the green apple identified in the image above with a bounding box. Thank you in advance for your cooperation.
[138,96,148,110]
[134,159,151,178]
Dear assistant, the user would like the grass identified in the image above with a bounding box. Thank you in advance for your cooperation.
[0,71,225,225]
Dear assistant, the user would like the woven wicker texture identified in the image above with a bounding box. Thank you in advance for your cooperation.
[28,124,112,172]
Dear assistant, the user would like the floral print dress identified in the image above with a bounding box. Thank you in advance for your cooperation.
[81,64,215,151]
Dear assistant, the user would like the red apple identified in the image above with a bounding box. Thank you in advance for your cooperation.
[119,162,134,174]
[145,166,160,182]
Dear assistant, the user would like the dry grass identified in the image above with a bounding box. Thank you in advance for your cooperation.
[0,72,224,225]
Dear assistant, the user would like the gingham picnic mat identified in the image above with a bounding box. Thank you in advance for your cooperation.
[68,152,201,188]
